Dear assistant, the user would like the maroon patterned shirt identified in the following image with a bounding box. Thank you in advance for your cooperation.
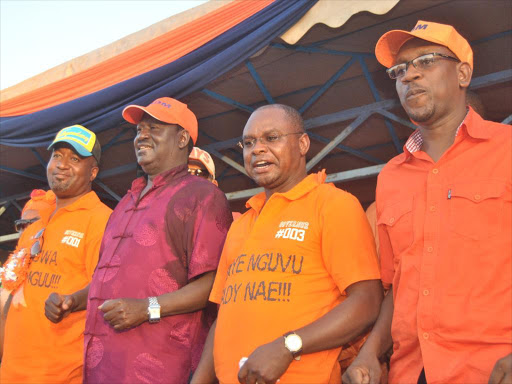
[84,165,232,384]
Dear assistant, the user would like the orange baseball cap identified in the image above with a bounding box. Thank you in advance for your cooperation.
[122,97,198,144]
[189,147,216,179]
[375,20,473,69]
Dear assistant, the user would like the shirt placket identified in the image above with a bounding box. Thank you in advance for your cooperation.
[417,163,443,370]
[88,194,145,336]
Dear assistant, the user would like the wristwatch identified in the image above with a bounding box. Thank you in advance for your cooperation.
[283,332,303,361]
[148,297,161,323]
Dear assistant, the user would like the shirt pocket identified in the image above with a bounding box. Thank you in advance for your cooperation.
[377,198,414,258]
[448,181,506,240]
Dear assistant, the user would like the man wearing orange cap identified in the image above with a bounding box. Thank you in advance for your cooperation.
[189,146,218,186]
[1,125,112,383]
[83,97,232,383]
[343,21,511,384]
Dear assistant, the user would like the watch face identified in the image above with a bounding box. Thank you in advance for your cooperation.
[285,334,302,352]
[149,308,160,319]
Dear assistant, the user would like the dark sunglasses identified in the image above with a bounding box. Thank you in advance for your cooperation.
[14,218,39,233]
[188,168,210,179]
[30,228,45,258]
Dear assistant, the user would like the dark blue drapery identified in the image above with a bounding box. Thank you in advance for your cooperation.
[0,0,317,147]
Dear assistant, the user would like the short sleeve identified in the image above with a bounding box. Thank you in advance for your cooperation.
[186,186,233,280]
[208,231,231,304]
[320,188,380,293]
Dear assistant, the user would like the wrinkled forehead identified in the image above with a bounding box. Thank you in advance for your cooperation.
[243,107,293,136]
[395,38,454,64]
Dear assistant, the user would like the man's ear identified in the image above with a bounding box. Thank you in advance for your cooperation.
[299,133,310,156]
[178,129,191,150]
[89,158,99,182]
[458,62,472,89]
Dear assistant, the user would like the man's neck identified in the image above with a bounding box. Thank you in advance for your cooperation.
[418,106,468,162]
[140,162,185,199]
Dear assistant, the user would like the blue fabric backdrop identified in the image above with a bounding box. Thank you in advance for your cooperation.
[0,0,317,147]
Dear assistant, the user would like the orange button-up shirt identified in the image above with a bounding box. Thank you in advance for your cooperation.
[377,108,512,384]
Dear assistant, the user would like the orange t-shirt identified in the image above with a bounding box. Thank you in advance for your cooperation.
[377,108,512,384]
[1,191,111,384]
[210,171,380,384]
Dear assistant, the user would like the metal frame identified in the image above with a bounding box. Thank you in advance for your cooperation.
[1,27,511,243]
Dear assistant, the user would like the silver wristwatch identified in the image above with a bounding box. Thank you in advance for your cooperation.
[148,296,161,323]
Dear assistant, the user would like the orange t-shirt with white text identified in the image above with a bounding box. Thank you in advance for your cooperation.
[210,171,380,384]
[1,191,111,384]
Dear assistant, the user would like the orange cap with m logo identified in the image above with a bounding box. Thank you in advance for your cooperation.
[375,20,473,69]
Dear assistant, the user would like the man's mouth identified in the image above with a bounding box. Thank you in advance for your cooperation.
[53,173,70,179]
[406,88,426,100]
[252,160,274,173]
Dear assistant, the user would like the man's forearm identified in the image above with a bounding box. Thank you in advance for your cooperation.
[159,271,216,317]
[357,289,394,359]
[70,284,90,312]
[296,279,383,355]
[191,320,217,384]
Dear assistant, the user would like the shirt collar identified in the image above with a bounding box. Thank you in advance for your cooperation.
[62,191,101,212]
[129,164,189,195]
[246,170,327,214]
[399,107,489,163]
[41,191,100,225]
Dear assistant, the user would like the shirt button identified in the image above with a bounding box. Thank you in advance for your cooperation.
[474,194,481,200]
[432,168,439,174]
[423,289,430,296]
[389,217,395,224]
[423,332,429,340]
[427,246,433,253]
[429,205,436,212]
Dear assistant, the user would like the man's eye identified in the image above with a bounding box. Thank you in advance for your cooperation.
[243,139,254,147]
[395,65,406,76]
[267,135,279,142]
[71,157,80,162]
[418,56,434,66]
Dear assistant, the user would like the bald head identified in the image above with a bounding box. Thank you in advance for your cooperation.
[254,104,305,133]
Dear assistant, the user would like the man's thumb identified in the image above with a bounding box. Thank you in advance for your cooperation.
[61,295,74,311]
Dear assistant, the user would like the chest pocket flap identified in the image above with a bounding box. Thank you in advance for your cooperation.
[377,198,414,227]
[450,181,507,203]
[377,198,414,257]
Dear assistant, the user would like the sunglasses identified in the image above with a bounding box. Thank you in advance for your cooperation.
[30,228,45,258]
[188,168,211,179]
[14,218,39,233]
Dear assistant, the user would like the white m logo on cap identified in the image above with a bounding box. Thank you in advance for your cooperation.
[412,24,428,31]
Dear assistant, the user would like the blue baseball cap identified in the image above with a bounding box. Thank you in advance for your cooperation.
[48,125,101,164]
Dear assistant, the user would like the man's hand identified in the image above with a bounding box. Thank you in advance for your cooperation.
[44,293,75,323]
[99,298,148,331]
[238,337,293,384]
[342,352,382,384]
[489,354,512,384]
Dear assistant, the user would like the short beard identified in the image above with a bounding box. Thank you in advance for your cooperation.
[49,179,71,193]
[405,103,435,123]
